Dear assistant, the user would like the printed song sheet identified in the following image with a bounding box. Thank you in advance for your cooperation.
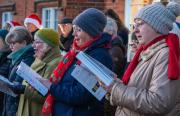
[16,62,48,96]
[71,64,106,101]
[0,75,17,97]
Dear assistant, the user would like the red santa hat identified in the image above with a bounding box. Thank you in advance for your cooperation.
[24,13,42,29]
[7,21,21,27]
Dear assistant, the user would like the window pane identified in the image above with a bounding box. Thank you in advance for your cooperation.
[42,7,58,30]
[2,12,13,28]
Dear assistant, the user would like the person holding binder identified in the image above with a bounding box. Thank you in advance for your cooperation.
[17,28,62,116]
[3,26,35,116]
[39,8,113,116]
[100,2,180,116]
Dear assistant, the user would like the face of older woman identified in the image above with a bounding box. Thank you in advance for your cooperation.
[133,19,160,46]
[73,25,93,47]
[9,40,26,52]
[32,36,51,59]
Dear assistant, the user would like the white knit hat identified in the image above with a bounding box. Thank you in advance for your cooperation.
[24,13,42,29]
[135,2,180,34]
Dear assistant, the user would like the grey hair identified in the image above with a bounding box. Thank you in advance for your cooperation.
[104,16,118,36]
[5,26,33,45]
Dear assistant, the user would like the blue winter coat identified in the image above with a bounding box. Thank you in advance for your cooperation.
[50,33,113,116]
[3,45,35,116]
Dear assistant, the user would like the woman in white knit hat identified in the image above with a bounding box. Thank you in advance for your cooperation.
[100,2,180,116]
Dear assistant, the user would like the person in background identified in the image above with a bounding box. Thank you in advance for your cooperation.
[3,26,35,116]
[128,32,139,61]
[17,28,62,116]
[104,16,126,79]
[3,21,21,32]
[105,9,129,46]
[103,16,126,116]
[100,2,180,116]
[0,29,11,116]
[58,17,74,54]
[24,13,42,38]
[39,8,112,116]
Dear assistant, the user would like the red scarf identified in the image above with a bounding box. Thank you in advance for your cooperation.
[122,33,180,85]
[42,35,100,115]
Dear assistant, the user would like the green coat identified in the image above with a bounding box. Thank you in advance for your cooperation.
[17,47,61,116]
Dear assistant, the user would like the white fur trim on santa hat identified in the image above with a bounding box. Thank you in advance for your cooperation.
[24,18,41,29]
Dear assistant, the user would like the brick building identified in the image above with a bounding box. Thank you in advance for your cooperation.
[0,0,155,30]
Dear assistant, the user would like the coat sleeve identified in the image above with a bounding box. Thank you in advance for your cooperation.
[50,49,112,106]
[110,49,180,115]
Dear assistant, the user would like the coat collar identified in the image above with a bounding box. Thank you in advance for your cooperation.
[8,44,33,64]
[85,33,112,53]
[140,39,167,61]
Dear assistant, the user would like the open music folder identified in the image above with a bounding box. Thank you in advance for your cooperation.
[71,51,116,101]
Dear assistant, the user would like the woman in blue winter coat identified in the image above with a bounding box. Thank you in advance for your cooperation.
[40,8,113,116]
[3,26,35,116]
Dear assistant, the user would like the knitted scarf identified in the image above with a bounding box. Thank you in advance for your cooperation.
[42,35,100,115]
[122,33,180,85]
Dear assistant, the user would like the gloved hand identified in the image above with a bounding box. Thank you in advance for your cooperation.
[9,82,25,94]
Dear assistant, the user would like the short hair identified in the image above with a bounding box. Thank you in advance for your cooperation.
[5,26,33,45]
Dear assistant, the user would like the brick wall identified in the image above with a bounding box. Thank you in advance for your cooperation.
[0,0,125,27]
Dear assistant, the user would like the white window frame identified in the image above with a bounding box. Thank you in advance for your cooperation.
[42,7,59,30]
[2,12,13,28]
[125,0,132,30]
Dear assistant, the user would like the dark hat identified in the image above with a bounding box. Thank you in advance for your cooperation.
[59,17,73,24]
[73,8,107,37]
[0,29,8,40]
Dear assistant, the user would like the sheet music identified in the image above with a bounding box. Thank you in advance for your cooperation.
[0,75,17,97]
[71,65,106,101]
[76,51,116,86]
[16,62,48,96]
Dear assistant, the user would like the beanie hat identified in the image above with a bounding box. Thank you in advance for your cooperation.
[24,13,42,29]
[104,16,118,36]
[73,8,107,37]
[7,21,21,27]
[135,2,180,34]
[0,29,8,40]
[59,17,73,24]
[35,28,61,47]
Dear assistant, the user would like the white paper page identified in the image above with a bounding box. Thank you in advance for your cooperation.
[76,51,115,86]
[71,65,106,101]
[0,75,17,97]
[16,62,48,96]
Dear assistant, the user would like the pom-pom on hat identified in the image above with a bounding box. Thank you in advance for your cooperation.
[24,13,42,29]
[135,2,180,34]
[73,8,107,37]
[35,28,62,47]
[7,21,21,27]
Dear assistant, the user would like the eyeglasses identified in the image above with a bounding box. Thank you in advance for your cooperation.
[131,20,145,29]
[73,25,82,33]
